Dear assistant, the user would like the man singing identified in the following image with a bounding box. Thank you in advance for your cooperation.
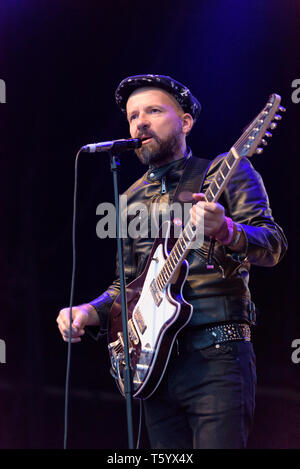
[57,74,287,449]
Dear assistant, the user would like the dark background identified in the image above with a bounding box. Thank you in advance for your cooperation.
[0,0,299,449]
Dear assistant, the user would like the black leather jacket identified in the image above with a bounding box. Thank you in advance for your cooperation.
[91,153,287,331]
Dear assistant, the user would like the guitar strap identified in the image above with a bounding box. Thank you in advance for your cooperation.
[171,155,212,225]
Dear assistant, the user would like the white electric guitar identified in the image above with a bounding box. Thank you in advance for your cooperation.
[108,93,285,399]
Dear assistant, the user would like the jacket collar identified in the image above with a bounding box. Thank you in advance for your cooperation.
[146,149,192,182]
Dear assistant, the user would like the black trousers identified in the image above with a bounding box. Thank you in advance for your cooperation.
[143,341,256,449]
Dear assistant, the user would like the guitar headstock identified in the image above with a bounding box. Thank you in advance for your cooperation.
[235,94,286,158]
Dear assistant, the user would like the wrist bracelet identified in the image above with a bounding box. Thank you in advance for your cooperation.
[228,223,242,248]
[214,218,227,239]
[216,217,234,245]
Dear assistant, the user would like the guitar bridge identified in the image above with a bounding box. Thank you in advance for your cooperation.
[108,335,124,359]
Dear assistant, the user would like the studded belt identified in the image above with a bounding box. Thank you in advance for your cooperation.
[176,322,251,353]
[204,322,251,344]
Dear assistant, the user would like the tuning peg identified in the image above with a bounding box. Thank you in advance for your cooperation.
[279,105,286,112]
[274,114,282,120]
[256,148,263,154]
[261,139,268,146]
[269,122,277,130]
[265,131,272,138]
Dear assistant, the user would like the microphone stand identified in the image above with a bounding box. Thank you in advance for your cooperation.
[110,152,134,449]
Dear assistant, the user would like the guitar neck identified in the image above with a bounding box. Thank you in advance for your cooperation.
[155,92,284,291]
[156,148,241,291]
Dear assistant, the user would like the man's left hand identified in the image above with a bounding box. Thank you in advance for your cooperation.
[190,192,226,238]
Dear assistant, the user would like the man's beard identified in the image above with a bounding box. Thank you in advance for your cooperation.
[135,127,183,166]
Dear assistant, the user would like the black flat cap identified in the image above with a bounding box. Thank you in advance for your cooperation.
[115,74,201,123]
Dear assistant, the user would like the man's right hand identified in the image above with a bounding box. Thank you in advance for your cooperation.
[56,303,100,343]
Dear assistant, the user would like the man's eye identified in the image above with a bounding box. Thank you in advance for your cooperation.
[151,108,160,113]
[129,114,137,121]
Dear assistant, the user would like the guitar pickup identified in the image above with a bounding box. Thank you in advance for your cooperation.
[128,318,140,345]
[150,279,162,307]
[134,307,147,334]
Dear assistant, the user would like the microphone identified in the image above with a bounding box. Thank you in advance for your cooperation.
[81,138,142,154]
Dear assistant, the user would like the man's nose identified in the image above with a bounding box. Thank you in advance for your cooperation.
[136,113,150,130]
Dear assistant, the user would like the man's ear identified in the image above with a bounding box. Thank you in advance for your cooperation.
[181,113,194,135]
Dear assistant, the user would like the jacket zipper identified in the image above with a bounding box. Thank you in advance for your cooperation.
[161,177,166,194]
[196,247,225,278]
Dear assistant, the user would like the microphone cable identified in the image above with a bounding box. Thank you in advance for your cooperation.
[63,148,81,449]
[135,399,143,449]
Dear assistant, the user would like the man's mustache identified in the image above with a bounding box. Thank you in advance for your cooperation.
[138,132,160,143]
